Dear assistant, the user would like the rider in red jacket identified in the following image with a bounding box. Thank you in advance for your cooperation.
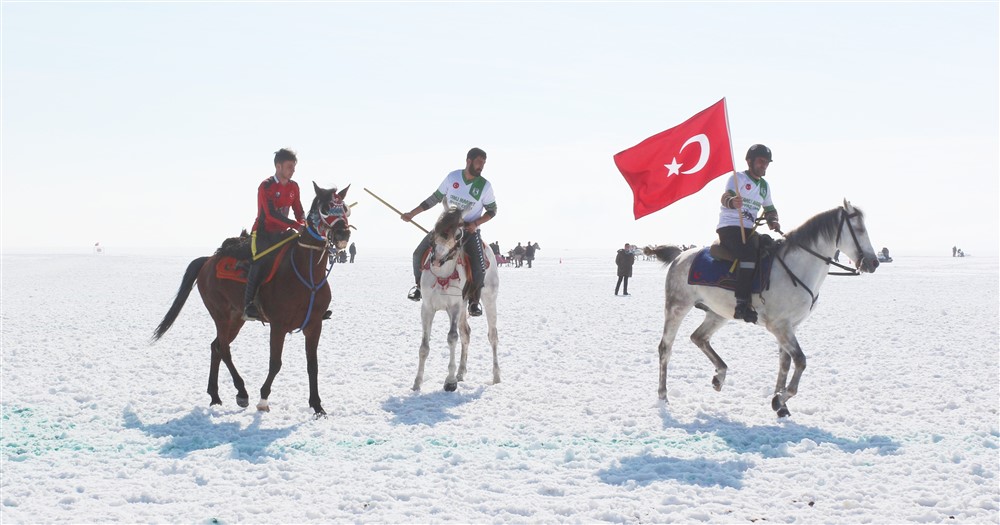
[243,148,305,321]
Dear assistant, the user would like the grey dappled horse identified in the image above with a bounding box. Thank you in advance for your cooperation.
[647,200,879,417]
[413,208,501,392]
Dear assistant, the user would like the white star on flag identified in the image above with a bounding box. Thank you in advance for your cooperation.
[665,158,682,176]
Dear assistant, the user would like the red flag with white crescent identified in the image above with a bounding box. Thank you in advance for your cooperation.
[614,98,735,219]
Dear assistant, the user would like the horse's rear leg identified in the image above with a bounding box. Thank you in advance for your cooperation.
[413,307,435,391]
[208,339,224,406]
[658,302,692,401]
[689,311,730,392]
[210,338,250,408]
[257,327,287,412]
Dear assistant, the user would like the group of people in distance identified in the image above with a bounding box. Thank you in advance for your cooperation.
[245,143,781,325]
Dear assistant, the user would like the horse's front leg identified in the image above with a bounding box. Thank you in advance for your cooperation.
[484,291,500,384]
[770,330,804,418]
[303,321,325,416]
[443,305,460,392]
[257,326,286,412]
[457,310,471,382]
[413,306,435,391]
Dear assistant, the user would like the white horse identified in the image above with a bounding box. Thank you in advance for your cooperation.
[413,208,500,392]
[647,200,879,417]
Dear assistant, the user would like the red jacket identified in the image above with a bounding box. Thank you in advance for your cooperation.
[253,176,304,234]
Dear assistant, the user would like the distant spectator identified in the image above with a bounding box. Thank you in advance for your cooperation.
[349,242,357,263]
[524,241,536,268]
[615,243,635,296]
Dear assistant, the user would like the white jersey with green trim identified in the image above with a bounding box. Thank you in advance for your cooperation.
[717,170,776,229]
[432,169,497,223]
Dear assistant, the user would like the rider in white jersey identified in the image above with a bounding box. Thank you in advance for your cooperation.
[401,148,497,317]
[717,144,781,324]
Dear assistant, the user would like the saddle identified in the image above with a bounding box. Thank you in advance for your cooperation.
[213,232,292,285]
[419,240,492,296]
[689,233,778,294]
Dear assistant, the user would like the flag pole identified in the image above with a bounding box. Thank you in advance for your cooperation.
[722,98,746,244]
[363,187,429,234]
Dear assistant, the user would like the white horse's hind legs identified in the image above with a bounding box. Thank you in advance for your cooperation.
[457,311,470,382]
[484,289,500,384]
[689,311,730,392]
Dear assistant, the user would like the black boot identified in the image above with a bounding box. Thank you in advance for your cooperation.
[733,267,757,324]
[243,263,264,321]
[467,285,483,317]
[407,285,422,302]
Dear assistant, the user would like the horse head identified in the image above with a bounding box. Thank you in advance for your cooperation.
[431,207,465,267]
[837,199,879,273]
[308,182,352,250]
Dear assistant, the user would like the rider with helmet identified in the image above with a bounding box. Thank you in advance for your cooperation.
[717,144,781,324]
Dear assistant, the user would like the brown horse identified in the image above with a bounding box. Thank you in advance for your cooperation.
[152,183,351,416]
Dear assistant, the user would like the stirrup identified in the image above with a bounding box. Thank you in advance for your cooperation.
[407,286,422,302]
[468,302,483,317]
[734,301,757,324]
[243,304,260,322]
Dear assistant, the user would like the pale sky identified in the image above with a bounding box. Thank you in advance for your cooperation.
[2,2,997,257]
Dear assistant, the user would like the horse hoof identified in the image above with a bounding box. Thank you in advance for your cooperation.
[444,382,458,392]
[209,399,223,406]
[771,395,783,411]
[236,397,249,408]
[712,377,723,392]
[776,406,791,418]
[313,410,327,419]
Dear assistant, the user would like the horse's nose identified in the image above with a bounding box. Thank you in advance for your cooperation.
[868,258,880,272]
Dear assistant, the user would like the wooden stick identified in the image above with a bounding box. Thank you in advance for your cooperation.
[722,98,746,244]
[363,187,429,234]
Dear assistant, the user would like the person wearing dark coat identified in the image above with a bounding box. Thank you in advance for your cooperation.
[615,243,635,296]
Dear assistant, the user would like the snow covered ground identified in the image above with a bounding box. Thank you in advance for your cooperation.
[2,250,997,523]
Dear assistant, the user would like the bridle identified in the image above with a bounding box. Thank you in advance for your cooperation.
[287,197,350,332]
[431,222,465,270]
[772,206,865,309]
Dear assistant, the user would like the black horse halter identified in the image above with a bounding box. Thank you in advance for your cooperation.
[773,206,865,309]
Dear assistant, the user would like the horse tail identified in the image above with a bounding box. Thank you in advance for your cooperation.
[152,256,209,342]
[643,245,683,266]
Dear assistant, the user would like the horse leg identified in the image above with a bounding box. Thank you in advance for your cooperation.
[484,290,500,384]
[689,311,730,392]
[208,339,224,406]
[257,326,286,412]
[216,318,249,408]
[302,322,325,416]
[658,302,692,401]
[770,329,805,418]
[457,309,471,382]
[413,306,435,391]
[443,304,460,392]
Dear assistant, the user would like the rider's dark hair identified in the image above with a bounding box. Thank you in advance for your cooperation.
[274,148,298,165]
[466,147,487,161]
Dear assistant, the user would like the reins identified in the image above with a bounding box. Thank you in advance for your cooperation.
[289,233,335,332]
[771,207,865,309]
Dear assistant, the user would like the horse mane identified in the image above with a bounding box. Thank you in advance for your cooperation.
[782,205,863,252]
[434,207,464,235]
[214,229,252,259]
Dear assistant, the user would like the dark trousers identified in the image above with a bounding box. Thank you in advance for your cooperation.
[615,275,629,295]
[718,226,757,301]
[412,230,485,290]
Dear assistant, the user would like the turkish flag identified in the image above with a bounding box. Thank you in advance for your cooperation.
[614,98,735,219]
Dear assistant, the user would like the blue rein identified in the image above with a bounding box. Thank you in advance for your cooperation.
[289,226,334,332]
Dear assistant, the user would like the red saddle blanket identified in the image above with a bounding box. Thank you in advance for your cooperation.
[215,244,292,284]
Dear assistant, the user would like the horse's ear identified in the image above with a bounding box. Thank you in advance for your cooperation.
[337,184,350,200]
[843,198,853,211]
[313,181,322,195]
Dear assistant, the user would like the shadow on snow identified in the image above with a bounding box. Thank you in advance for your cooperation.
[660,408,901,458]
[381,386,484,426]
[598,455,751,488]
[122,406,299,462]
